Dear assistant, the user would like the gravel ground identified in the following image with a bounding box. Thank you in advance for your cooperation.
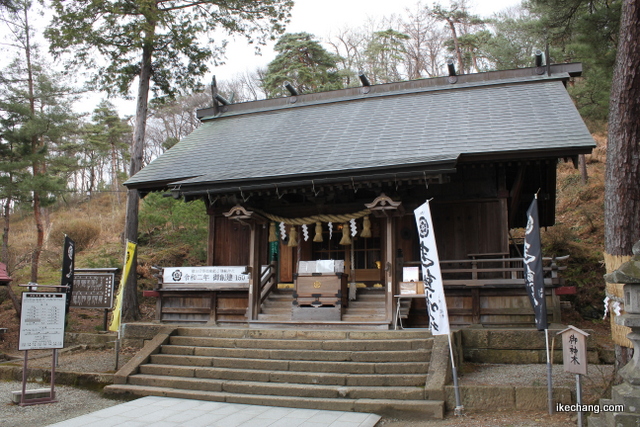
[0,348,613,427]
[0,381,128,427]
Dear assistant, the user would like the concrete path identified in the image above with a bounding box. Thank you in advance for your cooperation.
[45,395,382,427]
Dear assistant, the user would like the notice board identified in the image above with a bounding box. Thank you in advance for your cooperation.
[70,272,115,309]
[19,293,66,350]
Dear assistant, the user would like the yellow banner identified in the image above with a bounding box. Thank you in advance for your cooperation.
[108,241,136,332]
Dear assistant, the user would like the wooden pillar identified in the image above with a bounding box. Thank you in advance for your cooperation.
[365,194,403,326]
[207,214,215,266]
[385,216,396,323]
[222,205,267,322]
[247,223,261,321]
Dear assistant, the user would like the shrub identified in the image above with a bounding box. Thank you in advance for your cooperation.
[50,219,102,251]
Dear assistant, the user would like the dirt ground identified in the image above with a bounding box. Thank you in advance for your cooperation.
[377,411,576,426]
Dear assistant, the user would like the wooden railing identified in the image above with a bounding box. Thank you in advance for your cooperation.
[406,255,569,287]
[259,261,278,305]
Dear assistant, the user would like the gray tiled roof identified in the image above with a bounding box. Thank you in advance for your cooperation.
[125,72,595,192]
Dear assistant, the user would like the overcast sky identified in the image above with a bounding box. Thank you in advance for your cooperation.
[97,0,523,116]
[216,0,522,82]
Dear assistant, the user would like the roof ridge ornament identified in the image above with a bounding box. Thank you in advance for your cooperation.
[447,58,458,84]
[359,71,371,94]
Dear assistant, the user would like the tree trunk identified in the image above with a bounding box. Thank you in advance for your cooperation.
[604,0,640,362]
[122,16,156,322]
[111,141,121,204]
[2,195,10,264]
[605,0,640,263]
[447,19,464,73]
[30,194,44,283]
[23,5,43,284]
[579,154,588,184]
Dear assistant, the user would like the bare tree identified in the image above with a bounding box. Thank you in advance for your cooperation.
[218,69,268,102]
[402,2,447,78]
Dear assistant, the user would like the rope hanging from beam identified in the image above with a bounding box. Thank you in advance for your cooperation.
[256,208,372,226]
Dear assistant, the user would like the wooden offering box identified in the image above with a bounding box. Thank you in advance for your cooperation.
[292,273,347,321]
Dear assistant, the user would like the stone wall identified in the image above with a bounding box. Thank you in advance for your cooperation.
[461,327,605,364]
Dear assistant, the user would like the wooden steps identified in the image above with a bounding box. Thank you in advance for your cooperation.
[258,288,388,323]
[104,327,444,418]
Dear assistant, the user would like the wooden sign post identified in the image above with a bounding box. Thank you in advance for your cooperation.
[558,325,589,427]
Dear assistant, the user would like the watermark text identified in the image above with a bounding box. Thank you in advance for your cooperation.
[556,403,624,414]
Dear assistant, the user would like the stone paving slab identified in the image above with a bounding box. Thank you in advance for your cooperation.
[45,396,382,427]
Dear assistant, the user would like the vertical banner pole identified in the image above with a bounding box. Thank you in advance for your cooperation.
[21,350,28,406]
[50,349,56,401]
[447,333,463,415]
[414,200,461,415]
[114,335,120,371]
[545,328,554,414]
[576,374,583,427]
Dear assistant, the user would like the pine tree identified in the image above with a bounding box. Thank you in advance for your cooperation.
[264,33,344,97]
[604,0,640,364]
[0,0,80,282]
[527,0,622,128]
[46,0,293,321]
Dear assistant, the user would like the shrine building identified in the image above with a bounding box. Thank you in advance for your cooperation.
[124,62,595,330]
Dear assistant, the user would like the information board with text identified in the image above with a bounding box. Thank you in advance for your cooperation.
[70,273,115,309]
[19,293,66,350]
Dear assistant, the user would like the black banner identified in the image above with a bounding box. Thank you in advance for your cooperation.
[61,236,75,315]
[523,198,548,330]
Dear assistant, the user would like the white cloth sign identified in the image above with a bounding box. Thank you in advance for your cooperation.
[414,200,450,336]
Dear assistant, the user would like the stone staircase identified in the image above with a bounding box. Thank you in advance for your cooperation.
[587,385,640,427]
[104,327,444,418]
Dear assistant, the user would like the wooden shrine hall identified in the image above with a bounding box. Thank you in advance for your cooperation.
[125,63,595,329]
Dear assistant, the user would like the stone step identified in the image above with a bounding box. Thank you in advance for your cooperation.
[174,327,431,340]
[167,336,432,351]
[154,346,431,363]
[604,410,640,426]
[127,374,426,400]
[148,354,429,374]
[103,384,444,418]
[587,416,604,427]
[612,383,640,409]
[138,364,427,387]
[109,326,442,419]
